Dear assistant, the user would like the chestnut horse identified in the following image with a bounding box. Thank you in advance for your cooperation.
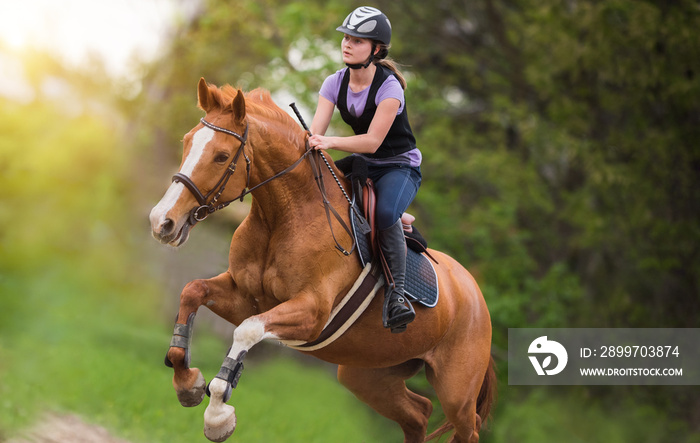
[149,78,495,443]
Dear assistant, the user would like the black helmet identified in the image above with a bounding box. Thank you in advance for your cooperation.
[336,6,392,45]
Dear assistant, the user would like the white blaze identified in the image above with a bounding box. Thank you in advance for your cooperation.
[180,126,216,176]
[150,126,216,228]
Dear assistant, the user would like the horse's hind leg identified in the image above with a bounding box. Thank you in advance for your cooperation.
[425,342,492,443]
[166,272,237,407]
[338,360,432,443]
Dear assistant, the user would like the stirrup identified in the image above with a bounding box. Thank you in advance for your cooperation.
[383,293,415,333]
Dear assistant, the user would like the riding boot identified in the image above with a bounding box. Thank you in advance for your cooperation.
[379,219,415,333]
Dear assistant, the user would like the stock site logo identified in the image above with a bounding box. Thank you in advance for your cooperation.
[528,336,568,375]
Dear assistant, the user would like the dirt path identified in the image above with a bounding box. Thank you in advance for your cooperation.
[7,413,129,443]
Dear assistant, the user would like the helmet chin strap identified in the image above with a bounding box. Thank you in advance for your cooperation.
[346,44,376,70]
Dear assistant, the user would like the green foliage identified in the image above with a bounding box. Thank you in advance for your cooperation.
[0,99,128,275]
[375,0,700,331]
[488,388,700,443]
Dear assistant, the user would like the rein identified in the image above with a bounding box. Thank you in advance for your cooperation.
[289,103,356,256]
[307,147,357,256]
[173,116,356,255]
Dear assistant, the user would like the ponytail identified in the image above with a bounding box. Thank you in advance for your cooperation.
[373,43,407,90]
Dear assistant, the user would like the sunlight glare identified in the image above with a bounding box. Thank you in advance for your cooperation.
[0,0,181,76]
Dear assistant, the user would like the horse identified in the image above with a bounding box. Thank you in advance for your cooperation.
[149,78,495,443]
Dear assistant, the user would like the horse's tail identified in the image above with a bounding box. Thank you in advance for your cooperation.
[477,355,497,426]
[424,355,497,442]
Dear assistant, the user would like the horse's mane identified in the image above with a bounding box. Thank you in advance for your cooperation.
[213,85,297,128]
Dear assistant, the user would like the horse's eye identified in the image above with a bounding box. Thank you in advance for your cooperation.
[214,153,230,164]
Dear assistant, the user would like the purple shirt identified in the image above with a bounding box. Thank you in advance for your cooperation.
[319,68,422,167]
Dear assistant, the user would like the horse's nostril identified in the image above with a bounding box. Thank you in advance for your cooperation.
[161,218,175,235]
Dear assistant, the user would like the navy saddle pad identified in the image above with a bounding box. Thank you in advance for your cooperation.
[350,208,439,308]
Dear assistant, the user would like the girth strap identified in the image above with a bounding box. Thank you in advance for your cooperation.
[280,262,383,351]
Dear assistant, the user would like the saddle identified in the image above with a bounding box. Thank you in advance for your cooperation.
[337,156,428,249]
[362,180,430,258]
[336,155,439,308]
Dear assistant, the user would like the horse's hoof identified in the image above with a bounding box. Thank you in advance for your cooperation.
[174,368,206,407]
[204,403,237,442]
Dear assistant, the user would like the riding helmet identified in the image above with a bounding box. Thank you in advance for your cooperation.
[336,6,392,45]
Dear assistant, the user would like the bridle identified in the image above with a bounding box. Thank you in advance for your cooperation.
[171,117,354,254]
[172,118,251,224]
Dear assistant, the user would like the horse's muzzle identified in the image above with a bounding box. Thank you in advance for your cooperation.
[152,216,191,247]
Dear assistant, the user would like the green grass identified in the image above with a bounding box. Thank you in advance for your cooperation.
[0,259,400,443]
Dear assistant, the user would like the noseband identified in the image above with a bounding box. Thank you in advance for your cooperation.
[172,118,251,224]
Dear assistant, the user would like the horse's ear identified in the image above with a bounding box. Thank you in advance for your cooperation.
[198,77,213,112]
[231,89,246,123]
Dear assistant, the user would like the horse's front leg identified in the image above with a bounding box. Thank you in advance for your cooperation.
[203,292,329,442]
[165,271,242,407]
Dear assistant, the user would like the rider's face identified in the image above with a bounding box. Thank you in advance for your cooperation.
[341,34,374,65]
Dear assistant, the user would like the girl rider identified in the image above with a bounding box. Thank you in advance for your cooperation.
[309,6,422,333]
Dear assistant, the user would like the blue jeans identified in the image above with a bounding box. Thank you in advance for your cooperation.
[367,165,422,230]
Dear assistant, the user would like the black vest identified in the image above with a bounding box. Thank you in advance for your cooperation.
[337,66,417,159]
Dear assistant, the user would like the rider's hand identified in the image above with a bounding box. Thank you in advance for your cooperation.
[309,135,331,151]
